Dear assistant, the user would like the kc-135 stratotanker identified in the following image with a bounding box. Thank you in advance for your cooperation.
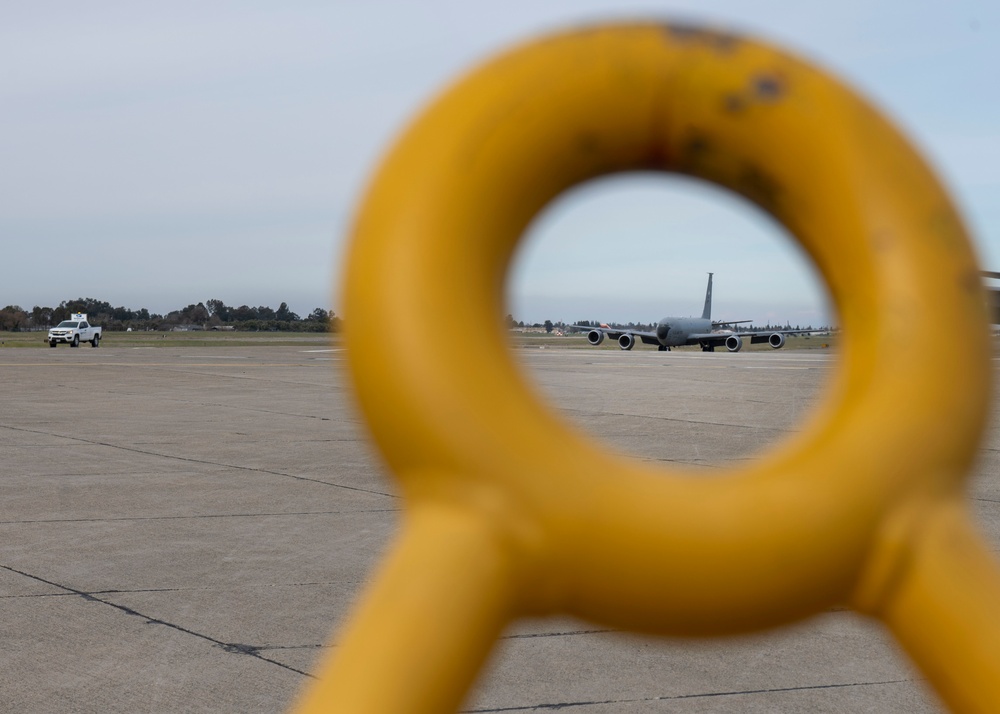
[572,274,809,352]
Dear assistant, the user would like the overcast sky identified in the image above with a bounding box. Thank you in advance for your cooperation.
[3,1,997,325]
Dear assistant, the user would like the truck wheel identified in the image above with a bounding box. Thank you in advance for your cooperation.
[91,335,100,347]
[49,341,57,348]
[72,335,79,347]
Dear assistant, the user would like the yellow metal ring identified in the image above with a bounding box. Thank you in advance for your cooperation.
[298,23,997,713]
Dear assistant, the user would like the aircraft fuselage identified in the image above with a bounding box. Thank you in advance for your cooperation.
[655,317,713,347]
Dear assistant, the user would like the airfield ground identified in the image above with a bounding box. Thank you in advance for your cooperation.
[1,333,995,712]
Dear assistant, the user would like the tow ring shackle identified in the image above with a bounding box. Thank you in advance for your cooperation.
[296,23,999,714]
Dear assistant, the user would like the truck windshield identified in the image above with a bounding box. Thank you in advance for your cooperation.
[56,321,79,328]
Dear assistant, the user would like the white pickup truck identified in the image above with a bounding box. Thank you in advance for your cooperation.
[48,314,102,348]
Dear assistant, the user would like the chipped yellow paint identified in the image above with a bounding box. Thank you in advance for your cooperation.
[294,23,998,714]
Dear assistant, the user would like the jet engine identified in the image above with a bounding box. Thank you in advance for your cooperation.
[618,333,635,351]
[768,332,786,349]
[586,330,605,346]
[725,334,743,352]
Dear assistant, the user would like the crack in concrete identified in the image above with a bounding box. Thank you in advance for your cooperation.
[222,642,325,654]
[0,564,315,677]
[502,630,612,640]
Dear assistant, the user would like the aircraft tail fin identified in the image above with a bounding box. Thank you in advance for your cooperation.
[701,272,713,320]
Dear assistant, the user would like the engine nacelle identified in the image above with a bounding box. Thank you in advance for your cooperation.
[768,332,786,349]
[725,334,743,352]
[618,333,635,351]
[586,330,605,346]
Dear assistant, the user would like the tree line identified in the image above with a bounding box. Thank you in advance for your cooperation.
[0,298,342,332]
[513,318,835,333]
[572,319,833,331]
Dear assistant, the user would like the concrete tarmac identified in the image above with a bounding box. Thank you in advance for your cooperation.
[1,341,997,712]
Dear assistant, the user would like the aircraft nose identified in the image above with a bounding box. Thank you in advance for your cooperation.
[656,323,670,341]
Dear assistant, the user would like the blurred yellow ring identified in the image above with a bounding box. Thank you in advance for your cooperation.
[300,22,996,713]
[346,22,989,628]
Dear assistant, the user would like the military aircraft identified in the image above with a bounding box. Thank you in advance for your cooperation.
[572,273,807,352]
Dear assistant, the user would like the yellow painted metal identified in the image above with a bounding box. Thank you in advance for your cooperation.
[293,23,998,713]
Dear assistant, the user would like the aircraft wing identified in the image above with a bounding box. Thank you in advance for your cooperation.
[569,324,620,335]
[570,325,661,345]
[742,328,814,344]
[687,328,814,346]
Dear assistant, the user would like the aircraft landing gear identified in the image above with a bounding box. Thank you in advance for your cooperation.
[658,345,670,352]
[701,343,715,352]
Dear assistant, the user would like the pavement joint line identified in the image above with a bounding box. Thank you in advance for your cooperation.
[0,422,399,498]
[462,678,914,712]
[740,366,813,370]
[110,393,344,422]
[15,361,345,390]
[0,362,324,369]
[560,409,790,433]
[0,508,401,525]
[1,592,80,600]
[130,365,343,389]
[86,581,360,594]
[1,581,364,600]
[0,564,314,677]
[147,366,340,383]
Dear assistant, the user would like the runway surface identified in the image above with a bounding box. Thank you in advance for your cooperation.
[2,342,997,712]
